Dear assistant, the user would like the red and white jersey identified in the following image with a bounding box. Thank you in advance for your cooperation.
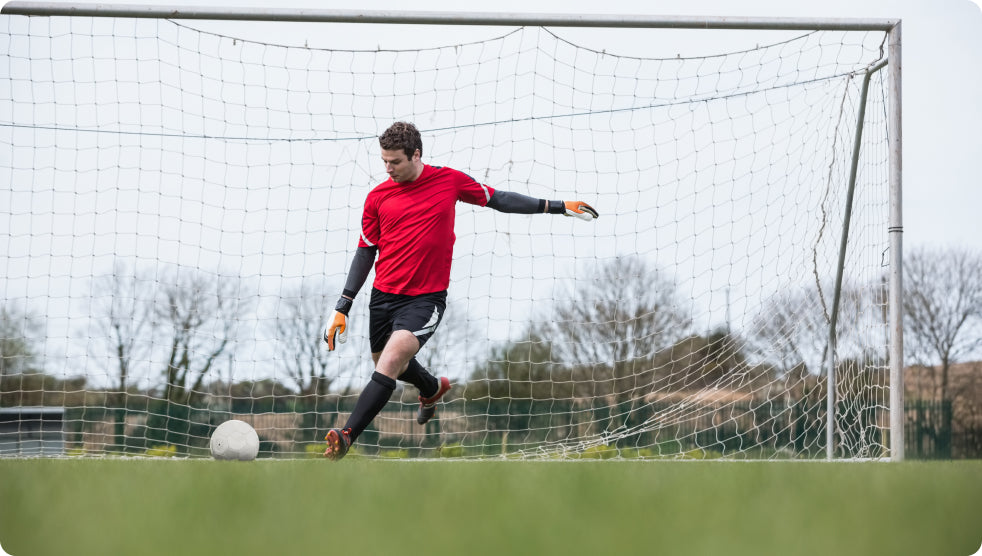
[358,164,494,296]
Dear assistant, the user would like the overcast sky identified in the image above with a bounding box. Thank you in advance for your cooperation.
[2,0,979,386]
[10,0,973,252]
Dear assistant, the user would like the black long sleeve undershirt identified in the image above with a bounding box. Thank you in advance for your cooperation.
[487,190,565,214]
[341,245,377,299]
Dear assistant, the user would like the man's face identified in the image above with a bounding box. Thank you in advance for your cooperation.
[381,148,422,183]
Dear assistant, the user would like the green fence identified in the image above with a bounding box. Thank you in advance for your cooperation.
[901,399,982,459]
[43,396,982,459]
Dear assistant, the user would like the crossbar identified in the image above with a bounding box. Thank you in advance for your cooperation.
[1,2,899,31]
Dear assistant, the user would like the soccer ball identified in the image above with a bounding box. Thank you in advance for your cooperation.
[210,419,260,461]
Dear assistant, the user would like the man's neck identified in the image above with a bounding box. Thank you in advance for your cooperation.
[408,162,425,182]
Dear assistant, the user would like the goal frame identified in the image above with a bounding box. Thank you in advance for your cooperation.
[1,2,905,461]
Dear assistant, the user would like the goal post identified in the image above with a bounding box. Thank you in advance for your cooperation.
[0,4,903,460]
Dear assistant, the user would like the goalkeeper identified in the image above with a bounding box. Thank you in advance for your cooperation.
[322,121,597,460]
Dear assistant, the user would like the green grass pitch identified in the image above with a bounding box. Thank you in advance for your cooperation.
[1,459,980,556]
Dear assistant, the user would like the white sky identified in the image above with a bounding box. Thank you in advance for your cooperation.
[1,0,979,386]
[17,0,972,252]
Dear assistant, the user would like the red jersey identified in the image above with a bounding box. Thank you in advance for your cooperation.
[358,165,494,295]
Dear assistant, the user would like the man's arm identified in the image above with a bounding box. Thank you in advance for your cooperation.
[324,245,378,350]
[340,245,377,301]
[486,190,599,220]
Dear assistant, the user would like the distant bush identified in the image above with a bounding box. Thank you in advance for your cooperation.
[575,444,619,460]
[682,448,723,460]
[438,443,463,458]
[145,444,177,458]
[377,449,411,459]
[304,444,325,458]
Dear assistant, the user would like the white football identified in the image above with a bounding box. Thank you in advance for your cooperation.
[210,419,260,461]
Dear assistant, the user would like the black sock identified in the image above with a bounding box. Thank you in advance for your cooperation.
[344,371,396,442]
[398,358,439,398]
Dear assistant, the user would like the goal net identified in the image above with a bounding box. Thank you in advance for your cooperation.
[0,11,896,459]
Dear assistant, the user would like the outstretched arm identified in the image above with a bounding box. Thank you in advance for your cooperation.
[486,190,598,220]
[324,245,378,350]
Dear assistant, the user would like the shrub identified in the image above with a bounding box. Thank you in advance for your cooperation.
[145,444,177,458]
[576,444,619,460]
[438,443,463,458]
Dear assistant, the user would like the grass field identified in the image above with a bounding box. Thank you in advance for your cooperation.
[1,459,980,556]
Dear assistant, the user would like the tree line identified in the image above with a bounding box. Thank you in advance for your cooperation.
[1,248,980,456]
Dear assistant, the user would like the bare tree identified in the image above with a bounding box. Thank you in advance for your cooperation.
[0,304,45,407]
[0,303,43,377]
[752,289,828,376]
[903,247,982,402]
[89,264,156,394]
[88,263,156,451]
[541,255,693,401]
[156,268,247,405]
[272,282,335,397]
[751,281,881,376]
[415,298,478,377]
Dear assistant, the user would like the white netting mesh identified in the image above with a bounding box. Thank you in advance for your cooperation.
[0,15,892,459]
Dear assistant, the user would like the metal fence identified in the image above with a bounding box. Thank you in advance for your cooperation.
[3,397,977,459]
[904,400,982,459]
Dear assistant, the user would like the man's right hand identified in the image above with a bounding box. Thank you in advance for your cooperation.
[323,312,347,351]
[323,297,353,351]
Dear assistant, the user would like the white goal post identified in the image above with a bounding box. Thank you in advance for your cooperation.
[0,3,903,460]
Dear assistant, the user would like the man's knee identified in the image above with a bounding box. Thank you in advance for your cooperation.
[375,330,420,379]
[388,329,420,347]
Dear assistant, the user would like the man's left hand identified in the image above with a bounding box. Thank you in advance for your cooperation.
[563,201,599,221]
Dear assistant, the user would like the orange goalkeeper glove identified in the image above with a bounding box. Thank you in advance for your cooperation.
[323,297,351,351]
[563,201,599,221]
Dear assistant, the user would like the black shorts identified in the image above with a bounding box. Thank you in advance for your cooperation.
[368,288,447,353]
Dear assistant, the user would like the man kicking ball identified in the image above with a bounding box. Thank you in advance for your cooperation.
[323,121,598,460]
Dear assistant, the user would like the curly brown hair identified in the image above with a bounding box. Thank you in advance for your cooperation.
[379,121,422,159]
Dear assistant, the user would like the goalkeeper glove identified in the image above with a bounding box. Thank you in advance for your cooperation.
[323,297,352,351]
[563,201,599,221]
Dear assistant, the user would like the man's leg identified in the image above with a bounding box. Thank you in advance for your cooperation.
[341,330,419,442]
[387,290,446,400]
[377,336,449,425]
[373,330,420,380]
[326,291,448,459]
[325,331,420,460]
[399,358,440,398]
